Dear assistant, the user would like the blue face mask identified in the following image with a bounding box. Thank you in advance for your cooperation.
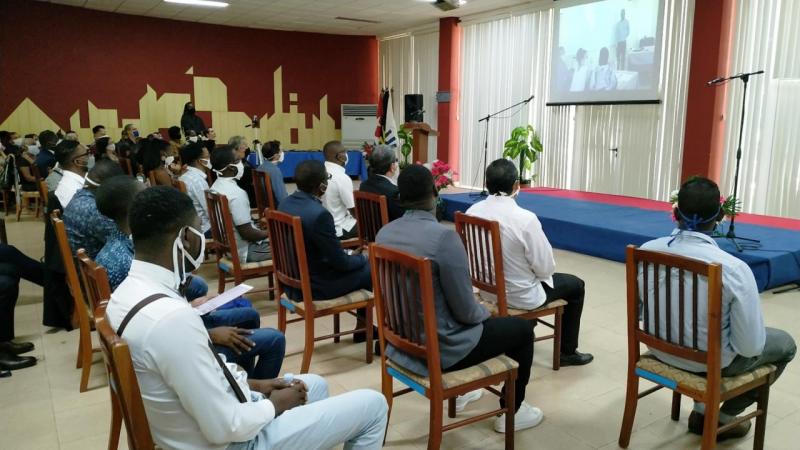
[132,130,140,138]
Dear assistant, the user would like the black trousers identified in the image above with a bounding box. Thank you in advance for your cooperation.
[0,264,20,342]
[446,317,534,412]
[541,272,585,355]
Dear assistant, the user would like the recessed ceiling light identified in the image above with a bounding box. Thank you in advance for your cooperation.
[164,0,229,8]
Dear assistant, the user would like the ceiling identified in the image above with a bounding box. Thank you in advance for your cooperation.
[38,0,528,36]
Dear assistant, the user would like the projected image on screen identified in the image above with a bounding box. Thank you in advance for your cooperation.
[549,0,664,105]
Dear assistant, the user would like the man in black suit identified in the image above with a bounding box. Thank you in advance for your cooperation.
[278,160,371,301]
[359,145,404,221]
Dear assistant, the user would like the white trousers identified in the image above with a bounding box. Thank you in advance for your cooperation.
[228,374,388,450]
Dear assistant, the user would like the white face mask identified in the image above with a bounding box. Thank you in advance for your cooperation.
[84,174,100,187]
[164,156,175,167]
[232,160,245,180]
[342,152,349,166]
[199,158,212,170]
[28,145,40,156]
[13,137,23,146]
[188,136,199,143]
[172,226,206,291]
[107,143,116,152]
[499,186,520,198]
[87,154,96,171]
[276,151,285,163]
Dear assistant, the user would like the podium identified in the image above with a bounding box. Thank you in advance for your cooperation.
[403,122,438,163]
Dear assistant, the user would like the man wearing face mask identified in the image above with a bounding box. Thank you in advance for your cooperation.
[210,146,271,263]
[94,136,119,163]
[256,140,288,208]
[181,101,207,137]
[35,130,58,177]
[322,141,358,240]
[466,159,593,367]
[53,140,90,207]
[229,135,257,207]
[16,134,40,192]
[359,144,403,221]
[179,142,213,237]
[63,160,124,259]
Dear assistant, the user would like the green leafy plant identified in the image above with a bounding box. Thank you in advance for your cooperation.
[397,127,413,168]
[502,125,543,184]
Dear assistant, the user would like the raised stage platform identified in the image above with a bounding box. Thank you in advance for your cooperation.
[440,188,800,292]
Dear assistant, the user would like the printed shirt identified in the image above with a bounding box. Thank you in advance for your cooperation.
[95,228,134,291]
[63,188,117,258]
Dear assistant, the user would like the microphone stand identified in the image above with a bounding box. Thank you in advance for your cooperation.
[473,95,534,197]
[708,70,763,252]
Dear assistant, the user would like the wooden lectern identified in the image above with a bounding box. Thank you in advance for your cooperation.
[403,122,438,164]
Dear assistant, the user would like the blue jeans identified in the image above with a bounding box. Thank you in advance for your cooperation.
[227,374,388,450]
[203,306,286,380]
[184,276,209,300]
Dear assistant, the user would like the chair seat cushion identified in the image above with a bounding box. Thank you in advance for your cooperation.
[474,292,567,316]
[636,354,776,394]
[387,355,519,390]
[219,256,273,271]
[283,289,373,312]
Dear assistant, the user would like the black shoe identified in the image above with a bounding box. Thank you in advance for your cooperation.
[560,351,594,366]
[353,326,379,343]
[0,340,35,355]
[688,411,752,441]
[374,340,381,357]
[0,352,37,370]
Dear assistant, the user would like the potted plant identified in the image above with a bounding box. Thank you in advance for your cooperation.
[502,125,543,188]
[397,127,413,169]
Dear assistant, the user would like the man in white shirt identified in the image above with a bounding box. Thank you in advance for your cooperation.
[640,177,795,441]
[179,142,213,237]
[53,140,90,207]
[106,185,388,450]
[210,145,270,263]
[466,159,593,366]
[322,141,358,239]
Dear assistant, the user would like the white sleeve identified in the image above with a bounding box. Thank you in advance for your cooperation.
[147,309,274,444]
[229,191,253,226]
[339,174,355,209]
[523,216,555,278]
[727,266,766,358]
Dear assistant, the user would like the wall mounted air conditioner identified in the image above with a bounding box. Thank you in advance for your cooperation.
[341,104,378,149]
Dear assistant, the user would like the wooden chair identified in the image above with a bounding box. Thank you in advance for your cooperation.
[353,191,389,245]
[0,216,7,244]
[96,315,156,450]
[619,245,776,450]
[12,156,41,220]
[38,180,49,214]
[76,250,122,450]
[252,170,276,220]
[52,212,100,392]
[369,243,518,450]
[205,190,274,295]
[266,210,374,374]
[0,189,12,216]
[454,211,567,370]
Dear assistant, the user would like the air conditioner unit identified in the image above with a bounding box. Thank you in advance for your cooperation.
[341,104,378,149]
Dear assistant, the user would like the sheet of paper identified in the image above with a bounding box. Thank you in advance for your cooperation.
[193,284,253,315]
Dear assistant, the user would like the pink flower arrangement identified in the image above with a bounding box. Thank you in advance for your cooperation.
[428,160,456,193]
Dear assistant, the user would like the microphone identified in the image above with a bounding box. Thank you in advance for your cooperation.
[707,77,725,86]
[525,94,535,102]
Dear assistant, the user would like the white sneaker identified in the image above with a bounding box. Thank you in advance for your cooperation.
[454,390,483,412]
[493,401,544,433]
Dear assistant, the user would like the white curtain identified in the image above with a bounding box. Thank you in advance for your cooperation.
[719,0,800,217]
[458,0,694,202]
[379,31,439,160]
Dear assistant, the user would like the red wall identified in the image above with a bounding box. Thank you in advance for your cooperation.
[0,0,378,130]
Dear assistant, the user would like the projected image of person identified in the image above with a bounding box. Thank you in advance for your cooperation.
[591,47,617,91]
[615,9,630,70]
[569,48,589,92]
[555,46,572,92]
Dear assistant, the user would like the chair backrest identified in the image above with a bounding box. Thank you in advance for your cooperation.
[369,243,443,384]
[38,180,49,211]
[30,163,42,183]
[625,245,723,380]
[453,212,509,315]
[252,170,275,219]
[205,190,242,270]
[0,216,7,244]
[96,315,156,450]
[354,191,389,245]
[51,213,91,328]
[118,156,134,176]
[173,179,187,194]
[265,210,313,301]
[76,249,113,317]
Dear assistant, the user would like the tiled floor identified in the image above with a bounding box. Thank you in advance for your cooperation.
[2,209,799,450]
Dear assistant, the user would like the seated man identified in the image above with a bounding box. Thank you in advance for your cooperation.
[376,165,541,432]
[256,140,288,208]
[53,140,90,207]
[0,243,41,372]
[106,185,387,449]
[178,142,212,238]
[322,141,358,240]
[278,160,373,340]
[96,180,282,379]
[359,145,404,221]
[466,159,593,366]
[34,130,58,178]
[210,145,271,263]
[640,177,796,440]
[63,160,124,258]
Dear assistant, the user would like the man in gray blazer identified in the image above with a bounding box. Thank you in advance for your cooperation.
[375,165,542,433]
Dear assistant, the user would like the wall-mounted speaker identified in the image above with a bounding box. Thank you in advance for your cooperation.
[404,94,424,123]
